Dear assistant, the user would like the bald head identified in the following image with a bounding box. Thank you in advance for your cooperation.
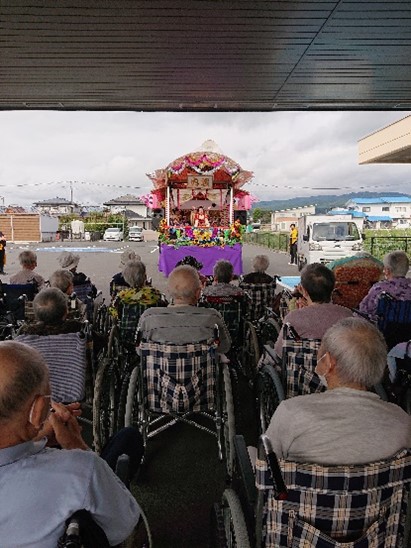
[0,341,48,423]
[168,265,201,304]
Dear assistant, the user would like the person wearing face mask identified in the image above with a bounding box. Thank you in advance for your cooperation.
[266,318,411,465]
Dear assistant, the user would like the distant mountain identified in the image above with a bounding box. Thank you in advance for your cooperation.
[254,191,411,213]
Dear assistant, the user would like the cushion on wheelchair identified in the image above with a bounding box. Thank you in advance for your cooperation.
[119,302,153,346]
[281,326,324,398]
[139,341,217,414]
[15,332,87,403]
[239,282,276,322]
[201,296,244,345]
[256,449,411,547]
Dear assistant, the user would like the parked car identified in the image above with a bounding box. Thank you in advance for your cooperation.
[128,226,144,242]
[103,227,124,241]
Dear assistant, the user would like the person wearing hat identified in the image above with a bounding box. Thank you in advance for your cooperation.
[58,251,97,296]
[10,250,45,289]
[0,231,6,274]
[110,249,141,297]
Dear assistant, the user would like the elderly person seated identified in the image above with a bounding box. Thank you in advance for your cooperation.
[58,251,97,296]
[266,318,411,465]
[241,254,274,284]
[0,340,142,545]
[18,287,83,336]
[110,249,141,297]
[9,250,45,289]
[49,269,87,320]
[138,265,231,354]
[359,250,411,321]
[274,262,352,357]
[111,260,166,315]
[202,259,244,298]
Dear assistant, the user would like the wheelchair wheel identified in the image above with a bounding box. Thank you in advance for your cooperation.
[221,488,251,548]
[223,364,236,480]
[260,317,281,347]
[243,321,260,380]
[255,364,285,434]
[403,387,411,415]
[124,366,144,439]
[93,326,123,453]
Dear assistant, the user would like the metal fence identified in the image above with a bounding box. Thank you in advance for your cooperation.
[367,236,411,260]
[243,231,288,251]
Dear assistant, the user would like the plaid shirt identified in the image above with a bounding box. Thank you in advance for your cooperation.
[256,449,411,547]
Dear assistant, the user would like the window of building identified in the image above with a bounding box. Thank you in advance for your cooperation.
[395,207,407,212]
[382,206,390,211]
[362,207,371,212]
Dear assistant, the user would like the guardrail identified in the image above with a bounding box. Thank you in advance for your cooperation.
[368,236,411,259]
[243,231,288,251]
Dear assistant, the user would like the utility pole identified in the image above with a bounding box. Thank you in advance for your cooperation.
[69,181,73,203]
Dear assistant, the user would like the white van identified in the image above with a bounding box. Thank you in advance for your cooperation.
[128,226,144,242]
[297,214,364,270]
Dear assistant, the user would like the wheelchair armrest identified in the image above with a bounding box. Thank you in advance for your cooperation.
[234,435,257,508]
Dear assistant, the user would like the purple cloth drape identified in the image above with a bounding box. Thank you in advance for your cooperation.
[158,243,243,276]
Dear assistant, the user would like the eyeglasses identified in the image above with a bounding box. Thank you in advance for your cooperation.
[316,353,327,365]
[28,394,53,426]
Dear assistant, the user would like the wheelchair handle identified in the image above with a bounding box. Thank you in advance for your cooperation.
[262,435,288,500]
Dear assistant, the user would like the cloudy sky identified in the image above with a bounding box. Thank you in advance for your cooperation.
[0,110,410,208]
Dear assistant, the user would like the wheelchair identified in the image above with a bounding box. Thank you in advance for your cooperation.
[386,340,411,414]
[93,302,155,453]
[124,327,236,478]
[239,281,282,380]
[376,292,411,350]
[211,434,411,547]
[59,454,152,548]
[73,281,101,323]
[256,323,324,433]
[0,281,38,327]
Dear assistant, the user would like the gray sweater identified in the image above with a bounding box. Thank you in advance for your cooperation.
[137,305,231,354]
[266,387,411,465]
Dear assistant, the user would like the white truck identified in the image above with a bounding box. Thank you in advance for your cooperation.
[297,214,364,270]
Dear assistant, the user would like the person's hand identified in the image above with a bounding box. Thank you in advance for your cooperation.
[47,402,89,451]
[35,402,83,445]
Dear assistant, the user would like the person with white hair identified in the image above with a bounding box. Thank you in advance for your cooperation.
[49,269,87,320]
[0,340,142,546]
[10,249,45,289]
[241,254,274,284]
[266,317,411,465]
[110,249,142,297]
[359,250,411,320]
[138,265,231,353]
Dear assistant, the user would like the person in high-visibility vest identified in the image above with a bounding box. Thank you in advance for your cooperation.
[289,223,298,265]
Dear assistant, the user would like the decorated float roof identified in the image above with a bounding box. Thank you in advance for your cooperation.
[146,140,253,190]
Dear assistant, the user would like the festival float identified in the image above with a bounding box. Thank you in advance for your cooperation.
[146,140,255,276]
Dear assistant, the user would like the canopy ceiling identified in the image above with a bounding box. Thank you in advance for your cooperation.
[1,1,411,112]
